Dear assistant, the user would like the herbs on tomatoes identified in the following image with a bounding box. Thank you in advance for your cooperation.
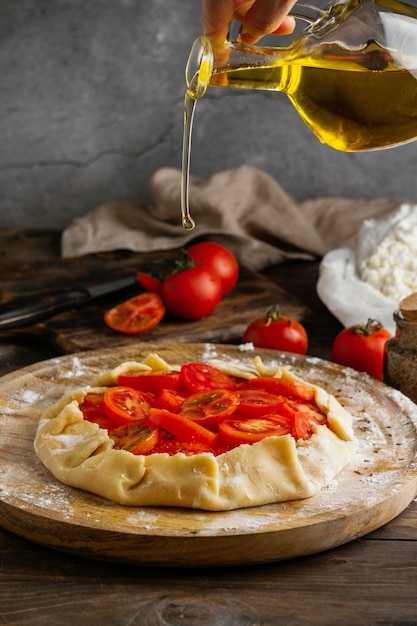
[79,361,327,456]
[332,318,391,380]
[243,305,308,354]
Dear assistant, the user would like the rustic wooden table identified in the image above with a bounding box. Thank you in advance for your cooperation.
[0,230,416,625]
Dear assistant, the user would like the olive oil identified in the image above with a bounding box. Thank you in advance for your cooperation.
[211,42,417,152]
[181,40,417,229]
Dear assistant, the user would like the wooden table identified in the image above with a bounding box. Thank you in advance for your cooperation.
[0,230,416,625]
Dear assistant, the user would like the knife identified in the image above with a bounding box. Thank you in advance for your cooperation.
[0,274,139,330]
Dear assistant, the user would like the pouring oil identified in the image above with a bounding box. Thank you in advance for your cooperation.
[181,40,417,228]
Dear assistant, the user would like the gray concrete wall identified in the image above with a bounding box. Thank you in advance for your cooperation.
[1,0,417,229]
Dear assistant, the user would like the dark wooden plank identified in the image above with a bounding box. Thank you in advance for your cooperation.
[1,529,417,625]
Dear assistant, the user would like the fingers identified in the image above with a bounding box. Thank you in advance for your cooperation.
[241,0,298,42]
[201,0,236,44]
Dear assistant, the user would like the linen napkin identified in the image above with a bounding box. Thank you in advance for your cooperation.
[61,166,401,271]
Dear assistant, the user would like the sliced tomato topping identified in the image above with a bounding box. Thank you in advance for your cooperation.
[148,408,219,447]
[81,392,117,430]
[110,421,159,455]
[146,439,213,456]
[104,292,165,335]
[180,362,237,393]
[154,388,187,413]
[236,389,284,416]
[180,389,240,425]
[293,412,323,440]
[118,370,182,394]
[243,376,315,402]
[103,386,151,426]
[218,415,292,446]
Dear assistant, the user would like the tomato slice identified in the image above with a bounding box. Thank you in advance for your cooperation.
[293,412,324,440]
[110,421,159,454]
[146,439,213,456]
[218,415,292,446]
[118,370,182,394]
[243,376,315,402]
[81,392,117,430]
[148,408,219,446]
[104,386,151,426]
[104,292,165,335]
[180,389,240,425]
[154,388,187,413]
[236,389,284,416]
[180,362,237,393]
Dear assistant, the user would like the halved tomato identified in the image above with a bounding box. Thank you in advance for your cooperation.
[81,392,117,430]
[110,421,159,455]
[104,292,165,335]
[148,407,219,446]
[293,412,324,440]
[236,389,284,416]
[180,389,240,425]
[103,386,151,426]
[154,388,187,413]
[145,439,213,456]
[218,415,292,446]
[180,362,237,393]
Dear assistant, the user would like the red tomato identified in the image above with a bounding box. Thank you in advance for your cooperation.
[219,415,292,446]
[293,412,322,441]
[243,305,308,354]
[118,370,182,394]
[104,292,165,335]
[161,265,222,320]
[103,386,150,426]
[187,241,239,295]
[180,362,237,393]
[110,422,159,455]
[180,389,240,425]
[145,439,213,456]
[236,389,284,416]
[137,272,162,294]
[243,376,315,402]
[148,408,219,447]
[81,392,117,430]
[154,388,187,413]
[332,318,391,380]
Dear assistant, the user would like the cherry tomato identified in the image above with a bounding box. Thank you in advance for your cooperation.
[148,408,219,447]
[104,292,165,335]
[118,370,182,394]
[332,318,391,380]
[137,272,162,294]
[80,392,117,430]
[103,386,150,426]
[146,439,213,456]
[243,305,308,354]
[161,265,222,320]
[236,389,284,416]
[180,389,240,425]
[180,362,237,393]
[154,388,187,413]
[243,376,315,402]
[110,422,159,455]
[293,412,322,441]
[219,415,293,446]
[187,241,239,295]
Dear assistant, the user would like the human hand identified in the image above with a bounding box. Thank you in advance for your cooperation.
[201,0,298,45]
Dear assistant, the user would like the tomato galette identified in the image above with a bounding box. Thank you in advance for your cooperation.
[34,352,357,511]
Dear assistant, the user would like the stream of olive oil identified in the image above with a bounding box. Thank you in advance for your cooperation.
[181,42,417,229]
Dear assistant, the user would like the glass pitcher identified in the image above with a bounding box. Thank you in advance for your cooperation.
[187,0,417,151]
[181,0,417,228]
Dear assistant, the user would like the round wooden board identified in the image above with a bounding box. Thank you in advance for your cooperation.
[0,342,416,568]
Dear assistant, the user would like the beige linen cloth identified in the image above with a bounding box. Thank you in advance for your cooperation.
[61,166,401,270]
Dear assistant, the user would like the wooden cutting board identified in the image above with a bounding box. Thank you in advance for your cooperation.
[0,343,416,567]
[0,249,310,353]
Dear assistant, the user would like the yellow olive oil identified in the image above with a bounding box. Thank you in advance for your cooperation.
[210,42,417,152]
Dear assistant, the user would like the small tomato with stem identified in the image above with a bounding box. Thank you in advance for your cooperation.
[243,305,308,354]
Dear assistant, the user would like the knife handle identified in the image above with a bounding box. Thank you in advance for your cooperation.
[0,287,91,330]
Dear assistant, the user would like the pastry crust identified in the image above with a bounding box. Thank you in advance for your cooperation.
[34,354,357,511]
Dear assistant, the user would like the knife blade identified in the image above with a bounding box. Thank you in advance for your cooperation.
[0,274,139,330]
